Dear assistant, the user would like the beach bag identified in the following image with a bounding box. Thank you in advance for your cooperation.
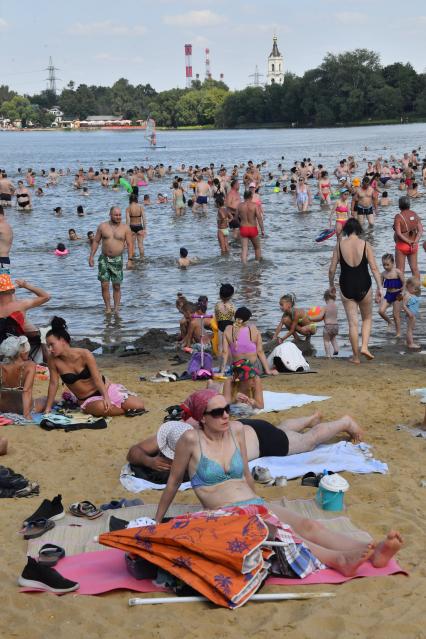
[187,351,213,380]
[269,342,309,373]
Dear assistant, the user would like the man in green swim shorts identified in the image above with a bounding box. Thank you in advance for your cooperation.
[89,206,134,313]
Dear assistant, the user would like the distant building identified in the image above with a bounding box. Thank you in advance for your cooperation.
[79,115,124,127]
[266,36,284,85]
[47,106,64,127]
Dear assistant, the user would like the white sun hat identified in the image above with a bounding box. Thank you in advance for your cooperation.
[156,421,193,460]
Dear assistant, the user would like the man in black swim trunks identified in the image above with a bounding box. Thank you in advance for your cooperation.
[352,176,376,227]
[0,207,13,274]
[0,173,15,208]
[126,413,363,483]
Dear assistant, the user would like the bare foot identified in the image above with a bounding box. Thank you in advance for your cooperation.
[371,531,403,568]
[349,357,361,365]
[0,437,8,455]
[407,343,421,350]
[308,411,322,427]
[360,350,374,360]
[343,416,364,443]
[332,544,375,577]
[395,333,401,338]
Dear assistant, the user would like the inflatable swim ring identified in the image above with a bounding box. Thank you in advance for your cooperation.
[54,249,69,256]
[138,181,148,187]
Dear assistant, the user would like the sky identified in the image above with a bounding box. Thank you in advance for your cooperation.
[0,0,425,95]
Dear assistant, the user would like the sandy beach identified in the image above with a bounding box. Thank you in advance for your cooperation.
[0,349,424,639]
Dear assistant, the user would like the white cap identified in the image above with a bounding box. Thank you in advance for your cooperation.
[319,473,349,493]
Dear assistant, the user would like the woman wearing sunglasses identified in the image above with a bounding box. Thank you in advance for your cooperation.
[155,389,403,577]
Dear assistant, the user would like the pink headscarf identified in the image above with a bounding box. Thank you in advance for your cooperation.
[181,389,219,423]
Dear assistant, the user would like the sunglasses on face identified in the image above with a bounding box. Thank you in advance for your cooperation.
[204,404,231,418]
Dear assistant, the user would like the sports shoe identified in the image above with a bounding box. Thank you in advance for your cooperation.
[23,494,64,526]
[18,557,79,594]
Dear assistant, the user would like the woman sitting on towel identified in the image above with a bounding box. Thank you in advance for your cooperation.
[155,390,403,577]
[0,335,47,419]
[44,316,146,417]
[220,307,277,376]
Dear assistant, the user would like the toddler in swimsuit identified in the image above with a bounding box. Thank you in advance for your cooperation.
[323,289,339,357]
[273,293,318,342]
[378,253,403,337]
[402,277,421,349]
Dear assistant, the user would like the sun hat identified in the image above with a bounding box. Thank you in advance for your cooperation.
[340,188,349,194]
[0,274,15,293]
[0,335,30,361]
[339,176,346,182]
[157,421,193,459]
[352,177,361,187]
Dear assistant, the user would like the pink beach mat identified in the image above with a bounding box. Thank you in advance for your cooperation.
[20,548,407,596]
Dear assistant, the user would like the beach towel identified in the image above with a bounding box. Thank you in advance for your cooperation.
[409,388,426,403]
[256,391,330,414]
[20,548,406,596]
[120,442,387,493]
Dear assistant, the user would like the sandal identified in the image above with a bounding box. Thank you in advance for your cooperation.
[38,544,65,567]
[22,518,55,540]
[301,472,322,487]
[125,408,148,418]
[69,501,103,520]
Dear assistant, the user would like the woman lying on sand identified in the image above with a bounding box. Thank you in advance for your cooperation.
[44,316,145,417]
[155,390,403,577]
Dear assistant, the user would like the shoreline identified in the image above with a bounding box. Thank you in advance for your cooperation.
[2,118,426,133]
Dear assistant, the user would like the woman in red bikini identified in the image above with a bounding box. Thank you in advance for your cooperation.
[393,196,423,279]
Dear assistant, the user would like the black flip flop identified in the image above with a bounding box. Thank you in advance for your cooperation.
[125,408,148,417]
[301,472,322,487]
[38,544,65,567]
[22,518,55,540]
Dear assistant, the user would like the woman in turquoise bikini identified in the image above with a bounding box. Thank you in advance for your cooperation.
[155,390,403,577]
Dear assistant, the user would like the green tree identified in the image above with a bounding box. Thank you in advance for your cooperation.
[0,95,38,126]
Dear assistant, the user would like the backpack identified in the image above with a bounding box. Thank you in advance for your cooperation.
[268,342,309,373]
[187,351,213,380]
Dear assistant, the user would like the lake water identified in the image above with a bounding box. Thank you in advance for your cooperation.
[1,124,425,349]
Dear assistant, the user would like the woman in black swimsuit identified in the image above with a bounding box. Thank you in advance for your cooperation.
[44,317,146,417]
[329,218,382,364]
[15,181,31,210]
[125,194,147,258]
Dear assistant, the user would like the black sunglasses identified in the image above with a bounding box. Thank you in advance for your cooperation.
[204,404,231,418]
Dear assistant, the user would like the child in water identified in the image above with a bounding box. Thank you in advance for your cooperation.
[273,293,319,343]
[178,247,199,268]
[55,243,68,256]
[378,253,403,337]
[214,283,236,354]
[323,289,339,357]
[402,277,421,349]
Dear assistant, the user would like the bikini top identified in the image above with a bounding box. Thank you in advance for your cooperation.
[335,205,349,214]
[190,428,244,489]
[60,364,91,385]
[383,277,402,289]
[229,325,257,356]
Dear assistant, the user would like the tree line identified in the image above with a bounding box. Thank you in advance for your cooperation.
[1,49,425,128]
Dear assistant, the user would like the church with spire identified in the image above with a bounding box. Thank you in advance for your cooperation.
[266,35,284,85]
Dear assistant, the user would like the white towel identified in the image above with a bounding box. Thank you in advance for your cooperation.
[410,388,426,403]
[120,442,387,493]
[257,391,330,413]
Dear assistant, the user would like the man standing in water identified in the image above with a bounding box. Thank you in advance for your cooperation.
[352,177,377,227]
[0,173,15,208]
[194,175,210,213]
[238,190,264,263]
[0,206,13,273]
[89,206,134,313]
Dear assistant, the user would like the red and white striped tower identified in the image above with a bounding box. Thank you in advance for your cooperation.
[184,44,193,88]
[205,48,211,80]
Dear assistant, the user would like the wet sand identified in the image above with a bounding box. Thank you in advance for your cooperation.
[1,351,425,639]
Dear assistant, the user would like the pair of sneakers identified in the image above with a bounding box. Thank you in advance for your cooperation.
[251,466,287,487]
